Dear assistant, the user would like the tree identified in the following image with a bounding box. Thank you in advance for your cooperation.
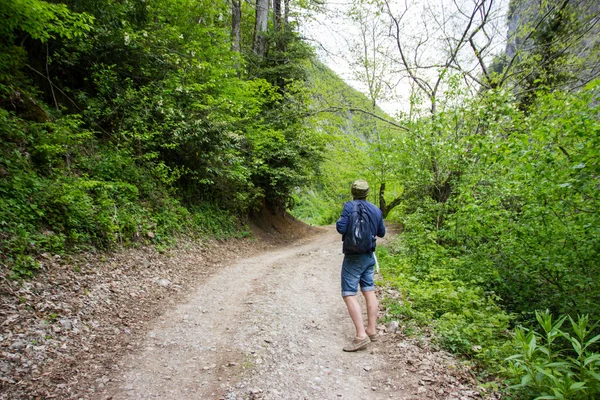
[346,3,404,218]
[382,0,505,115]
[0,0,327,278]
[231,0,241,53]
[253,0,270,57]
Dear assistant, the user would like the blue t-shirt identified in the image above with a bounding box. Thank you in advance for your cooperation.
[336,199,385,253]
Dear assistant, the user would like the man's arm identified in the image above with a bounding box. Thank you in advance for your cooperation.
[376,211,386,238]
[336,202,351,234]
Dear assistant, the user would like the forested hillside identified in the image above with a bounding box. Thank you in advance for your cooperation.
[1,0,599,398]
[0,0,325,277]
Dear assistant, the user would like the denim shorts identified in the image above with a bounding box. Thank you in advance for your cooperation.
[341,253,375,297]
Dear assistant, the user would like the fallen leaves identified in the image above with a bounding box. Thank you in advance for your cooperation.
[0,236,272,399]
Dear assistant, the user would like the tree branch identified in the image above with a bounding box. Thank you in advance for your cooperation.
[306,106,410,131]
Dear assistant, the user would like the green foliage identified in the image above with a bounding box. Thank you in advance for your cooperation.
[0,108,238,277]
[447,84,600,320]
[290,61,397,221]
[507,310,600,399]
[378,239,516,373]
[0,0,93,42]
[0,0,93,94]
[0,0,324,276]
[363,80,600,324]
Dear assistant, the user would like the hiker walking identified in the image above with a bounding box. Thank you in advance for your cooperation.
[336,179,386,352]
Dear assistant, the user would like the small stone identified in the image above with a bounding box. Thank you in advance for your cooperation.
[371,386,377,391]
[363,366,372,371]
[387,320,400,333]
[59,318,72,330]
[9,340,26,351]
[156,279,171,287]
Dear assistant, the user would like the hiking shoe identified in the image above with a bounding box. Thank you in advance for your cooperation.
[367,333,379,342]
[343,336,370,352]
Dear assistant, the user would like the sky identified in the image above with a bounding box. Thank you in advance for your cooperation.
[297,0,510,116]
[298,2,381,107]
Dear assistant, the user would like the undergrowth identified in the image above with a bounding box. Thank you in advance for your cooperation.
[0,112,248,278]
[378,235,600,399]
[377,239,516,379]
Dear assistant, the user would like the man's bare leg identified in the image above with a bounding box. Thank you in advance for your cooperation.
[363,290,379,337]
[343,295,367,339]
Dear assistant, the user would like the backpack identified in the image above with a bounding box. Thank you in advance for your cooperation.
[343,201,374,254]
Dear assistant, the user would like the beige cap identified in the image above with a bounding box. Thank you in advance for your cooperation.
[351,179,370,199]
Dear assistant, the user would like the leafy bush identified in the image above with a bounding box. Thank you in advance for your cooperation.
[378,238,517,374]
[0,109,246,277]
[507,310,600,400]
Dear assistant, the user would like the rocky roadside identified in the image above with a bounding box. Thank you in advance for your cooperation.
[0,236,277,399]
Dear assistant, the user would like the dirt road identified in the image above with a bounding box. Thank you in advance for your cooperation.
[102,227,487,400]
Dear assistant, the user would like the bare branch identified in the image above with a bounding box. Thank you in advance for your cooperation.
[306,106,410,131]
[384,0,433,99]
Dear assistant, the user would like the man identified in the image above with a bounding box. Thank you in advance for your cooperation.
[336,179,386,352]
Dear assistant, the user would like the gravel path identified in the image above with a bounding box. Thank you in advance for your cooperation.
[101,227,492,400]
[102,227,395,399]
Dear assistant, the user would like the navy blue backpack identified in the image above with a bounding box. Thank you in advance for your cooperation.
[343,201,374,254]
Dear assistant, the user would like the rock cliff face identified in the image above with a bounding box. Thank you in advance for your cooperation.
[505,0,600,89]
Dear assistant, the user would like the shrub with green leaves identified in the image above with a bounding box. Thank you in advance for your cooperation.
[378,239,516,374]
[507,310,600,400]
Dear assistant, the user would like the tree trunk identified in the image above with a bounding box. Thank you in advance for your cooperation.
[273,0,283,51]
[274,0,282,33]
[379,182,402,219]
[379,182,387,216]
[253,0,269,58]
[284,0,290,28]
[231,0,241,53]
